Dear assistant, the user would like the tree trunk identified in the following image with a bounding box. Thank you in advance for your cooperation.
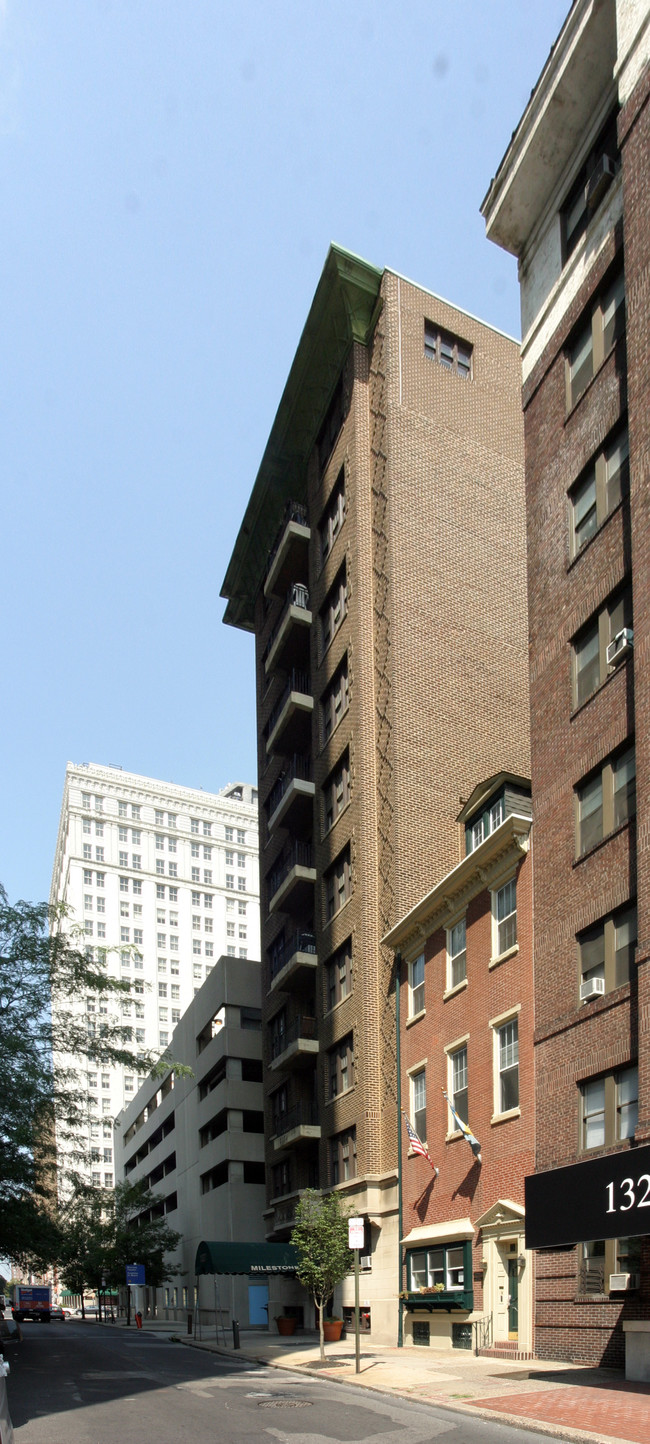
[318,1298,324,1361]
[80,1297,85,1320]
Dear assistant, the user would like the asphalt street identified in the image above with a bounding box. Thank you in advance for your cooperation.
[4,1322,563,1444]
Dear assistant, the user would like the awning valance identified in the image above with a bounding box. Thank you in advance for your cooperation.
[195,1240,299,1276]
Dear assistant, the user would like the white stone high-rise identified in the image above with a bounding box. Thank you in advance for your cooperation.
[50,762,260,1189]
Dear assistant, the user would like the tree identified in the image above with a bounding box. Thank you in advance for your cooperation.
[59,1180,181,1322]
[0,886,166,1266]
[291,1190,353,1359]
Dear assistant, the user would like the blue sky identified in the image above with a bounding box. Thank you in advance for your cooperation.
[0,0,569,906]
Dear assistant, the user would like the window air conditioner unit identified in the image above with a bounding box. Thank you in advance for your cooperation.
[580,976,605,1002]
[606,627,634,667]
[609,1272,640,1292]
[359,1254,372,1271]
[585,154,617,212]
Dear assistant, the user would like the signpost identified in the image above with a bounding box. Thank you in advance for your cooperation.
[125,1264,146,1330]
[348,1216,365,1375]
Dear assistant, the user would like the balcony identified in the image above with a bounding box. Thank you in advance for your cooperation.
[269,1015,319,1072]
[263,584,311,677]
[265,670,313,756]
[267,841,316,915]
[269,930,317,993]
[267,754,315,836]
[264,502,311,600]
[271,1101,321,1150]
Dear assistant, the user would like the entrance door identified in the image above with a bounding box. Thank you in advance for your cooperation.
[507,1259,518,1338]
[248,1284,269,1327]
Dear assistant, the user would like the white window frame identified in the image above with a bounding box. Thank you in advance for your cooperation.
[445,915,467,994]
[408,952,425,1019]
[491,874,518,963]
[444,1033,469,1137]
[489,1005,521,1122]
[408,1062,428,1143]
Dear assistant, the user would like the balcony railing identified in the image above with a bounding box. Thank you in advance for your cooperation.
[267,755,313,819]
[272,1101,320,1136]
[269,930,317,981]
[266,501,309,576]
[271,1015,317,1060]
[262,584,310,667]
[265,671,312,741]
[267,841,314,899]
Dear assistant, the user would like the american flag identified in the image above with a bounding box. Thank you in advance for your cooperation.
[402,1111,439,1175]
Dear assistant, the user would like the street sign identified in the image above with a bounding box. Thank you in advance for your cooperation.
[348,1217,365,1250]
[525,1141,650,1249]
[126,1265,146,1286]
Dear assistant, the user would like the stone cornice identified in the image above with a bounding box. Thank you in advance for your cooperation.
[383,814,532,960]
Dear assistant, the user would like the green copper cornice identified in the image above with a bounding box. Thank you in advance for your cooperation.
[221,244,383,632]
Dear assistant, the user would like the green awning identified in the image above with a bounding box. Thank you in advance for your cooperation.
[195,1240,299,1276]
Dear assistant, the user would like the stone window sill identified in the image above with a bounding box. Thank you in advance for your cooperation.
[489,944,519,970]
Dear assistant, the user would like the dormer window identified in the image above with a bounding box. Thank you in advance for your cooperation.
[467,795,505,854]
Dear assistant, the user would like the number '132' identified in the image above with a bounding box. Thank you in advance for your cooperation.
[606,1175,650,1212]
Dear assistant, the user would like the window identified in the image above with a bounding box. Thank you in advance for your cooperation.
[408,1243,468,1291]
[83,817,91,835]
[321,655,349,744]
[94,796,103,813]
[411,1068,426,1140]
[323,751,350,833]
[576,744,636,856]
[566,267,625,409]
[329,1035,354,1098]
[170,934,179,951]
[82,792,91,808]
[84,893,93,910]
[203,822,211,837]
[83,843,92,860]
[95,821,104,837]
[172,1009,180,1023]
[124,1076,134,1093]
[168,885,177,902]
[191,819,199,834]
[227,921,235,938]
[193,940,201,956]
[155,809,164,825]
[237,851,245,868]
[227,945,235,956]
[238,900,246,915]
[447,919,467,989]
[167,813,176,829]
[131,804,140,820]
[570,426,629,556]
[121,927,130,943]
[581,1065,638,1150]
[157,932,166,948]
[97,923,106,938]
[238,924,245,938]
[204,869,212,884]
[425,320,472,378]
[225,849,234,866]
[237,876,246,892]
[319,469,346,566]
[192,866,200,882]
[95,846,104,863]
[562,110,619,259]
[330,1127,356,1184]
[408,953,425,1018]
[168,836,177,853]
[205,917,213,933]
[96,896,105,913]
[466,794,505,854]
[236,829,245,844]
[317,376,345,473]
[449,1046,468,1127]
[83,869,93,885]
[158,983,167,998]
[225,826,233,842]
[579,904,636,994]
[133,929,142,946]
[496,1018,519,1113]
[206,941,214,957]
[156,834,164,850]
[320,564,347,657]
[226,873,234,890]
[168,862,177,877]
[191,841,200,858]
[325,846,351,921]
[493,878,517,955]
[573,588,632,709]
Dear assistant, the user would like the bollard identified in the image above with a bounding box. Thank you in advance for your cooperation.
[232,1318,240,1350]
[187,1312,193,1335]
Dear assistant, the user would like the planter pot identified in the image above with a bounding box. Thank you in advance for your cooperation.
[323,1319,343,1342]
[276,1317,297,1336]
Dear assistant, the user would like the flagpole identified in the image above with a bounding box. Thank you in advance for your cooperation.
[395,951,403,1348]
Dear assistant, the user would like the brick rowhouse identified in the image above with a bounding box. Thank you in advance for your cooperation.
[385,775,535,1354]
[483,0,650,1367]
[221,246,529,1343]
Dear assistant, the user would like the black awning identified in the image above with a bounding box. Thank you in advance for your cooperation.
[194,1240,299,1276]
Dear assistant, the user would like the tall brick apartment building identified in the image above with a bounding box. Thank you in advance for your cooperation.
[221,245,529,1342]
[483,0,650,1366]
[386,773,534,1355]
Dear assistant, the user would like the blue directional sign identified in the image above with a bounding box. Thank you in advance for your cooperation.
[126,1265,145,1286]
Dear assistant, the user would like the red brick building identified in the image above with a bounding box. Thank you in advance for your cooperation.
[483,0,650,1366]
[385,774,534,1354]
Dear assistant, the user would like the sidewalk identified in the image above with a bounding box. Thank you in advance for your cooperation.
[133,1320,650,1444]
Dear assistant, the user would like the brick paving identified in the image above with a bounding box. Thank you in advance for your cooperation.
[472,1379,650,1444]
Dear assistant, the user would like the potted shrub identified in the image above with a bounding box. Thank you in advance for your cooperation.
[323,1317,343,1342]
[275,1314,297,1337]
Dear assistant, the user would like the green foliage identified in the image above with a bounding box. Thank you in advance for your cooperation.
[59,1180,181,1301]
[291,1190,352,1357]
[0,885,169,1265]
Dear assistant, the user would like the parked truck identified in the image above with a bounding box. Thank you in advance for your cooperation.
[11,1286,52,1323]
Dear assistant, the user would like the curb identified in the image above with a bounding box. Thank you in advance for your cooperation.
[171,1335,636,1444]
